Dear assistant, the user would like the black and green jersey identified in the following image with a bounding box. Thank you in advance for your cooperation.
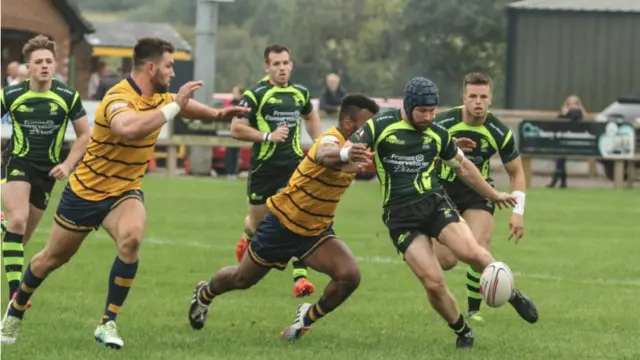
[0,80,86,172]
[239,80,313,168]
[349,109,459,209]
[435,106,518,189]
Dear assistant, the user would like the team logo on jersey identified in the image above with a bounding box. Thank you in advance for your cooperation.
[49,102,59,115]
[267,97,283,105]
[16,105,33,113]
[385,134,405,145]
[480,138,489,152]
[422,136,433,149]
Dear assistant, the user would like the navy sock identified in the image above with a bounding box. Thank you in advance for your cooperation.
[101,256,138,324]
[8,264,43,319]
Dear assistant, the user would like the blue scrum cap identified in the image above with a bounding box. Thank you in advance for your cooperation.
[403,77,439,117]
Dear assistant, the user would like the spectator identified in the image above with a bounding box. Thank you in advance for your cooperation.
[318,73,346,117]
[547,95,587,188]
[16,64,29,82]
[223,85,244,180]
[5,61,19,86]
[93,66,122,100]
[88,61,108,99]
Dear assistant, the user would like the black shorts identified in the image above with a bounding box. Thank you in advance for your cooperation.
[444,186,495,215]
[54,184,144,233]
[1,157,55,210]
[383,191,463,254]
[246,162,298,205]
[247,213,336,270]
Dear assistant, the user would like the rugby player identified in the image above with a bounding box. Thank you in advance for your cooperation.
[0,37,248,348]
[231,44,322,298]
[1,35,91,305]
[433,73,526,322]
[348,77,538,349]
[188,94,379,341]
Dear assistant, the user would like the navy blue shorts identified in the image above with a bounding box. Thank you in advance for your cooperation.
[247,213,336,270]
[54,184,144,233]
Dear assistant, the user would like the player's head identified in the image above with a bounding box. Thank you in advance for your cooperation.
[462,72,492,119]
[263,44,292,86]
[403,77,439,130]
[22,35,56,84]
[133,37,176,93]
[338,94,380,136]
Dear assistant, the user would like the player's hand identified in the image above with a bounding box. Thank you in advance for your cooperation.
[454,137,476,153]
[49,163,71,180]
[217,105,250,120]
[175,81,204,108]
[489,191,517,210]
[270,125,289,143]
[508,213,525,244]
[347,143,372,163]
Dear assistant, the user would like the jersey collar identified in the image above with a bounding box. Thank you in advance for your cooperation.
[126,76,143,95]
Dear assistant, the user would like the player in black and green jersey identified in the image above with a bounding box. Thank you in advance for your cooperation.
[433,73,527,323]
[0,35,91,303]
[349,77,538,349]
[230,44,322,297]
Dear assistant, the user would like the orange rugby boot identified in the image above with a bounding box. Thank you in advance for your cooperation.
[235,235,249,262]
[293,278,315,298]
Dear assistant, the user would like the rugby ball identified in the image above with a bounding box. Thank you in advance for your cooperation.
[479,262,514,308]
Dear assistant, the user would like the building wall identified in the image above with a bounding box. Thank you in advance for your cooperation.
[1,0,71,69]
[506,10,640,112]
[71,40,94,99]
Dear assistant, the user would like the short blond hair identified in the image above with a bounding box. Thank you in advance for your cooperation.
[22,35,56,61]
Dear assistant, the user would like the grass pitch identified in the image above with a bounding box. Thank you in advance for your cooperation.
[2,176,639,360]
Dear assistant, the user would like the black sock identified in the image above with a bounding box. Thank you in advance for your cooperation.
[8,264,44,319]
[292,259,308,282]
[448,314,471,336]
[101,256,138,324]
[466,267,482,313]
[2,231,24,298]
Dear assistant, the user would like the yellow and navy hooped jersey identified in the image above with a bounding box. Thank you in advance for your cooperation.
[267,126,355,236]
[0,79,86,172]
[434,106,518,187]
[239,80,312,167]
[69,77,173,201]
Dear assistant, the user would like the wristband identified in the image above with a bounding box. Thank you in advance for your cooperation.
[339,146,351,163]
[160,102,181,122]
[512,191,526,215]
[263,132,272,143]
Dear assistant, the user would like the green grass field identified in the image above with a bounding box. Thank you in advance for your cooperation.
[2,176,639,360]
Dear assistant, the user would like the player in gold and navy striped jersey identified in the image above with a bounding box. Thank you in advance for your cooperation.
[1,37,248,348]
[231,44,322,298]
[433,73,527,323]
[188,95,379,342]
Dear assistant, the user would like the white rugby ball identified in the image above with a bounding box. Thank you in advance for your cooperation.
[479,262,514,308]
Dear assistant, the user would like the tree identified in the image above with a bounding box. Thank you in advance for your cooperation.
[402,0,510,105]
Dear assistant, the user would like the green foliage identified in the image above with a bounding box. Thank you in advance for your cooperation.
[72,0,510,103]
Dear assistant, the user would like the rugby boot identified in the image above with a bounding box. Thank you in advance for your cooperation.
[188,281,210,330]
[293,278,315,298]
[235,236,249,262]
[509,289,539,323]
[94,320,124,349]
[1,301,21,344]
[456,328,474,349]
[281,303,312,341]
